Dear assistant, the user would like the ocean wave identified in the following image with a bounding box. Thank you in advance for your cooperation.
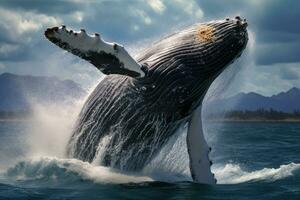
[5,157,153,184]
[213,162,300,184]
[4,157,299,185]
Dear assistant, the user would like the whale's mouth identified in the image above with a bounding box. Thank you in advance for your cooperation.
[233,17,248,48]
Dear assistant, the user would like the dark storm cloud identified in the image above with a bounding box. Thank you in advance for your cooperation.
[256,43,300,65]
[0,0,204,86]
[0,0,200,43]
[77,0,202,43]
[0,0,83,61]
[197,0,300,65]
[0,0,299,95]
[196,0,247,18]
[0,0,202,62]
[0,0,83,14]
[257,1,300,34]
[0,27,15,44]
[1,0,299,66]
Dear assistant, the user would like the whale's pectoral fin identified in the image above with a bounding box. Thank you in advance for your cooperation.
[44,26,146,78]
[187,106,216,184]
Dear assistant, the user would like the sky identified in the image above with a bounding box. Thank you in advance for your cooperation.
[0,0,299,96]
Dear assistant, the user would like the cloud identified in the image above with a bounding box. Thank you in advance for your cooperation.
[0,63,5,70]
[74,0,203,43]
[0,8,61,36]
[147,0,166,14]
[0,0,203,43]
[0,0,204,88]
[197,0,300,65]
[280,68,299,81]
[0,0,299,96]
[226,62,300,96]
[256,42,300,65]
[71,11,84,23]
[0,7,62,61]
[279,63,300,80]
[0,0,84,15]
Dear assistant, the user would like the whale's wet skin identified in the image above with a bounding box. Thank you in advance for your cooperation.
[45,17,248,183]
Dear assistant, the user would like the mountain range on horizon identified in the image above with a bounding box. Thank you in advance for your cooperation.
[0,72,299,113]
[205,87,300,113]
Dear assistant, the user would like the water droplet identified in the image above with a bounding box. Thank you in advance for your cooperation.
[179,99,185,103]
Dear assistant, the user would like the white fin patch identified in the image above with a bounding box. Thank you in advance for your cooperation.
[187,106,216,184]
[45,26,145,77]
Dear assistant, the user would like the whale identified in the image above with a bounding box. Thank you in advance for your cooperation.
[45,16,248,184]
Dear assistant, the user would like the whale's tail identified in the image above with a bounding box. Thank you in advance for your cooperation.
[45,26,146,78]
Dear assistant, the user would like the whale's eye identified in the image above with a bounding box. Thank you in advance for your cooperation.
[195,25,215,43]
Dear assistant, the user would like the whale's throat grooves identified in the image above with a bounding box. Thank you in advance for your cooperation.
[68,75,183,170]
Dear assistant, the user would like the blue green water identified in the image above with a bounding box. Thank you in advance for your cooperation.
[0,121,299,199]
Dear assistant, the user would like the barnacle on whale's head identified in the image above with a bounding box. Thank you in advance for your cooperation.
[196,25,216,43]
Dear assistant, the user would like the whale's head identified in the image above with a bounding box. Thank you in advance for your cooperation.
[140,16,248,78]
[193,16,248,74]
[138,17,248,114]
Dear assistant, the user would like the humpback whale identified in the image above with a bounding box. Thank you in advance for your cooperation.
[45,17,248,184]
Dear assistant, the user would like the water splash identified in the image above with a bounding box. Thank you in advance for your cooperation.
[5,149,299,185]
[24,79,99,159]
[6,157,153,184]
[213,163,300,184]
[143,123,191,182]
[203,29,256,103]
[26,101,84,158]
[202,30,256,168]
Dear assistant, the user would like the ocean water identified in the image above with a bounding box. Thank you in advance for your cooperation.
[0,121,299,200]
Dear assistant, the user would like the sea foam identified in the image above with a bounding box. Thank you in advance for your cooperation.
[213,162,300,184]
[5,157,153,184]
[5,157,299,185]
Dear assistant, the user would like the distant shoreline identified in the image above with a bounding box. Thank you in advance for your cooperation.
[205,109,300,123]
[1,117,300,123]
[205,118,300,123]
